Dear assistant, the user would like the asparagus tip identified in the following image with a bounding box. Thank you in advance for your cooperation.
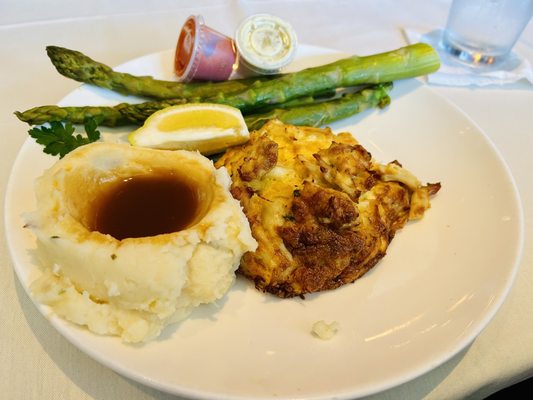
[13,111,26,123]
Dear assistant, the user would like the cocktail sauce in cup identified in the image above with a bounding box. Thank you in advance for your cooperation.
[174,15,237,82]
[235,14,298,75]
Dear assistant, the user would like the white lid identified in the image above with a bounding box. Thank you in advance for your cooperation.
[235,14,298,74]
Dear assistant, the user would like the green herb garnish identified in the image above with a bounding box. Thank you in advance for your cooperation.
[28,117,100,158]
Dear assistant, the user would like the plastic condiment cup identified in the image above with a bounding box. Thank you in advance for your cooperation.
[235,14,298,75]
[174,15,237,82]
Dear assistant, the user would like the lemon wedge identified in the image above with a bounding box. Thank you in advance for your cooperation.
[128,103,250,155]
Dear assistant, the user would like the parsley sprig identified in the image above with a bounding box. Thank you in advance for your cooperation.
[28,117,101,158]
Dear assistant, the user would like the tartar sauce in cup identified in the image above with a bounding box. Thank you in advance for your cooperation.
[235,14,298,75]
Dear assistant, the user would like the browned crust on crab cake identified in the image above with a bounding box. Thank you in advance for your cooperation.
[216,119,440,298]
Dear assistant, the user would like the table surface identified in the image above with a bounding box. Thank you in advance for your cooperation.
[1,1,532,399]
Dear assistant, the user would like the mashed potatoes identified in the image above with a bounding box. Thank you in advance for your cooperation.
[26,142,257,343]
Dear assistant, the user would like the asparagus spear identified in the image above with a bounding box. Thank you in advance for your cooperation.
[47,44,439,107]
[215,43,438,111]
[15,99,188,126]
[46,46,274,100]
[244,83,392,131]
[12,96,314,126]
[15,84,391,130]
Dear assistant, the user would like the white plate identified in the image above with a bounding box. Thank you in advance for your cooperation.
[5,45,524,400]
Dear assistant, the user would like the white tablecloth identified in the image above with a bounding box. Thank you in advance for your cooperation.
[1,1,532,399]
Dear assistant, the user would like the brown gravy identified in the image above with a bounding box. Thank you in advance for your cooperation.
[90,173,199,240]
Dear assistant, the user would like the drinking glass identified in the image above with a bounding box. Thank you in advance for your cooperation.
[441,0,533,66]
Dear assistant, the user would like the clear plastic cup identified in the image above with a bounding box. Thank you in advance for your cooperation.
[174,15,237,82]
[441,0,533,66]
[235,14,298,75]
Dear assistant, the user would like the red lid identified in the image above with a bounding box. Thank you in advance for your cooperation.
[174,16,197,78]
